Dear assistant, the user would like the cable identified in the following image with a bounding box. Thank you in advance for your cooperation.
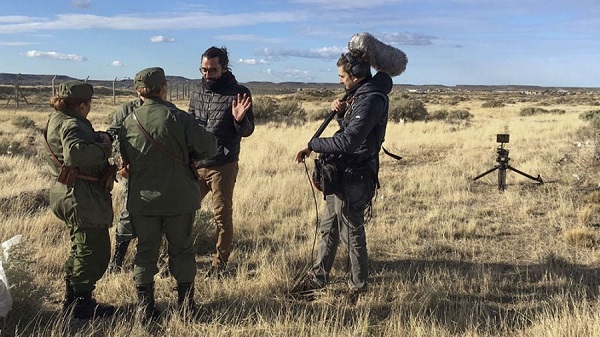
[301,159,321,267]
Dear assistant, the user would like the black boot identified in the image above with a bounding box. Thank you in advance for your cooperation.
[62,281,75,313]
[108,240,131,273]
[136,283,160,322]
[72,291,115,320]
[177,282,197,318]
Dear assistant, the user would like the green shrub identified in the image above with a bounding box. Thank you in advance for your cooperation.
[252,97,278,120]
[481,100,505,108]
[11,116,36,129]
[294,89,337,101]
[519,106,547,116]
[389,95,428,122]
[579,109,600,121]
[252,97,306,121]
[520,106,566,116]
[589,115,600,130]
[277,100,306,119]
[306,108,331,122]
[3,240,49,316]
[429,109,473,122]
[0,140,23,156]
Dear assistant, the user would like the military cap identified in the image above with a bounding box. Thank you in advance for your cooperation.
[134,67,167,89]
[58,80,94,101]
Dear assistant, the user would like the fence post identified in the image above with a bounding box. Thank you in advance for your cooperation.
[52,75,57,96]
[15,74,19,108]
[112,77,117,105]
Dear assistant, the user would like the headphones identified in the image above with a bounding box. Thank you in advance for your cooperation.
[344,52,370,78]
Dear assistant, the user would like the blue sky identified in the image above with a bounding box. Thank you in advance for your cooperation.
[0,0,598,87]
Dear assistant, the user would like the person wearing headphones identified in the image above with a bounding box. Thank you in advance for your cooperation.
[294,49,392,303]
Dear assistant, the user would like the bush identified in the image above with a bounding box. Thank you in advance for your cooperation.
[579,109,600,121]
[590,115,600,130]
[481,100,505,108]
[389,95,428,122]
[294,88,337,101]
[0,140,23,156]
[3,240,49,316]
[252,97,278,120]
[277,100,306,119]
[11,116,36,129]
[252,97,306,121]
[519,106,547,116]
[429,109,473,122]
[520,106,565,116]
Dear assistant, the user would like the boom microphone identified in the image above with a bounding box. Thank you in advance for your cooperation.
[308,32,408,144]
[348,32,407,77]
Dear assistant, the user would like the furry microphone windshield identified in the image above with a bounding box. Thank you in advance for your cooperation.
[348,32,408,77]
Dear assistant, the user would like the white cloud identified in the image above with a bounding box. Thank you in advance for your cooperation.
[291,0,399,9]
[70,0,92,9]
[215,34,285,43]
[0,11,308,34]
[24,50,87,62]
[258,46,346,61]
[150,35,175,43]
[237,58,269,65]
[0,41,36,46]
[264,67,314,81]
[379,32,436,46]
[110,60,125,67]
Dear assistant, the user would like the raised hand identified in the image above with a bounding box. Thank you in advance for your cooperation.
[232,93,252,122]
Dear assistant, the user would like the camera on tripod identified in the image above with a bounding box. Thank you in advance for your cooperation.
[496,134,509,144]
[473,133,543,191]
[495,134,509,164]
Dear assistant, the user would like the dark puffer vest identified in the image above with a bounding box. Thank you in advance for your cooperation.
[187,72,255,168]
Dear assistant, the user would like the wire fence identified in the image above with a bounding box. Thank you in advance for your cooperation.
[0,74,198,108]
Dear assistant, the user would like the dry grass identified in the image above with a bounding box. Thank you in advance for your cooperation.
[0,90,600,336]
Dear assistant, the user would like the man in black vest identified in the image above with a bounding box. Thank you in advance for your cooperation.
[188,46,254,278]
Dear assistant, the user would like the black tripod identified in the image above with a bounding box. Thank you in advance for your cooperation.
[473,142,543,191]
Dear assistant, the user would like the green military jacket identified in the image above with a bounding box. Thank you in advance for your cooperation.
[106,98,143,141]
[119,97,217,215]
[45,108,113,227]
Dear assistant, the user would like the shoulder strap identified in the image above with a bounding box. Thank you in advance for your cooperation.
[368,93,402,161]
[382,146,402,160]
[131,109,185,166]
[44,120,64,167]
[43,119,100,182]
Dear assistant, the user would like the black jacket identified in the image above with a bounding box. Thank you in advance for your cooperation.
[188,72,255,168]
[309,71,392,174]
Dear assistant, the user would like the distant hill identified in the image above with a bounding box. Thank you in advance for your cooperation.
[1,73,598,93]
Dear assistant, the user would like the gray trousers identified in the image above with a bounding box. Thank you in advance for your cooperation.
[312,194,368,290]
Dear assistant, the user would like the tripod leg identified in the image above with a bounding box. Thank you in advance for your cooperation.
[506,165,543,184]
[498,168,507,191]
[473,166,499,181]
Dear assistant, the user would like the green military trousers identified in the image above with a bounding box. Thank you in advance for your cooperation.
[65,223,111,292]
[131,212,197,285]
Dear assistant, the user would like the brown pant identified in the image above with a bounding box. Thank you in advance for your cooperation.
[197,161,239,267]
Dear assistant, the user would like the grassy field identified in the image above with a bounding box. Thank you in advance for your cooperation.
[0,88,600,336]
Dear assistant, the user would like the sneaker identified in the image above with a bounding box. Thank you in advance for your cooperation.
[289,274,325,301]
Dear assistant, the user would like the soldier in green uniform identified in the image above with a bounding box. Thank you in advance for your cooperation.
[118,67,217,320]
[105,94,142,273]
[106,80,181,274]
[45,80,116,319]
